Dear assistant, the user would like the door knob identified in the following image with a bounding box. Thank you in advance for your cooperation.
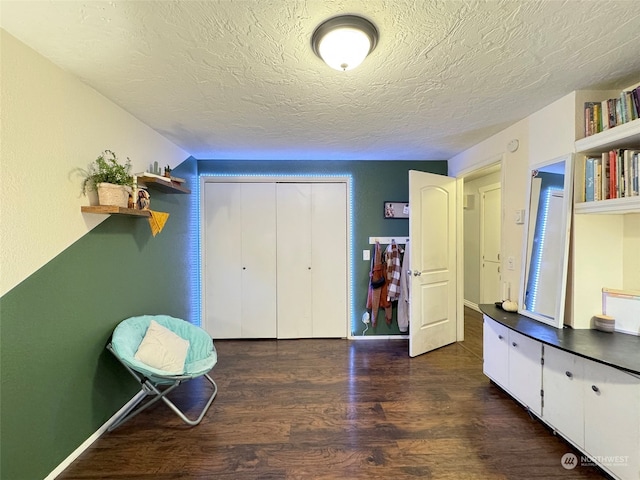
[413,270,422,276]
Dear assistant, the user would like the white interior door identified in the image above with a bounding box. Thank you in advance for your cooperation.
[276,183,313,338]
[480,183,501,303]
[310,183,347,337]
[277,182,347,338]
[202,182,243,338]
[409,170,459,357]
[240,183,277,338]
[202,182,277,339]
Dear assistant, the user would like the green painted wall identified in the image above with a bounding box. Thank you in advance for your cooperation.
[197,160,448,336]
[0,157,198,480]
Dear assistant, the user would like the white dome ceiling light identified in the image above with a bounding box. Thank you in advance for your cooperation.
[311,15,379,71]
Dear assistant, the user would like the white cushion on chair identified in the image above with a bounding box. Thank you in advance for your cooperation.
[134,320,190,374]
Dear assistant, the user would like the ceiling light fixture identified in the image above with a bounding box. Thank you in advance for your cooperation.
[311,15,378,71]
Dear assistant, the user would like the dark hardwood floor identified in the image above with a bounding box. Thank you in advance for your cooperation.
[58,307,606,479]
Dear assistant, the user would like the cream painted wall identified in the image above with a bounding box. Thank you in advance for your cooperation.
[0,30,189,296]
[624,214,640,290]
[449,119,529,303]
[528,92,576,165]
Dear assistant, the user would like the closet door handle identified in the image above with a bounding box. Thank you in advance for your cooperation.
[512,342,517,347]
[591,385,600,393]
[413,270,422,276]
[565,371,573,378]
[407,270,413,276]
[498,335,504,340]
[242,267,246,270]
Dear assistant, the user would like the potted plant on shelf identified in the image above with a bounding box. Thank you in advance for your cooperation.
[81,150,134,208]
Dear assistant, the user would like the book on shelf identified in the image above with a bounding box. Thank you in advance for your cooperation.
[585,157,595,202]
[631,152,640,196]
[583,87,640,137]
[600,152,610,200]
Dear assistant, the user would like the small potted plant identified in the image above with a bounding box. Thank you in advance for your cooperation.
[81,150,134,207]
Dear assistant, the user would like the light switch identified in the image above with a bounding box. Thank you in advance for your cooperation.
[515,209,525,224]
[363,249,370,261]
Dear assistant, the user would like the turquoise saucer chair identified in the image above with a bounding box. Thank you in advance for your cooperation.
[107,315,218,431]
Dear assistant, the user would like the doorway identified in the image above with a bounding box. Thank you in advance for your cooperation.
[461,161,503,311]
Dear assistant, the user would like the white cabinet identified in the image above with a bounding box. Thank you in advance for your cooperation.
[202,182,277,338]
[483,316,542,415]
[582,358,640,480]
[542,345,585,447]
[483,316,509,388]
[202,180,348,339]
[276,183,347,338]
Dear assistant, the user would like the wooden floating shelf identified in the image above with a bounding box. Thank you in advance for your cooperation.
[137,176,190,194]
[81,206,151,217]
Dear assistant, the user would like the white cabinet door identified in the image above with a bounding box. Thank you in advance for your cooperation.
[483,316,509,389]
[276,183,347,338]
[507,330,543,415]
[542,345,585,447]
[203,182,277,339]
[583,359,640,480]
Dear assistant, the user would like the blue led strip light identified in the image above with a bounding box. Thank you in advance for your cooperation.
[197,174,355,335]
[527,187,562,312]
[190,176,202,326]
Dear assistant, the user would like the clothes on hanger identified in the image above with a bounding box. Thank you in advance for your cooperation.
[385,240,401,303]
[397,240,410,333]
[366,241,390,327]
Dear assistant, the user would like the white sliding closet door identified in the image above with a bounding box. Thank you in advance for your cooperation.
[277,183,347,338]
[202,182,277,339]
[276,184,313,338]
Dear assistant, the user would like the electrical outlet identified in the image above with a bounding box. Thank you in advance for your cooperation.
[507,256,515,270]
[363,249,370,261]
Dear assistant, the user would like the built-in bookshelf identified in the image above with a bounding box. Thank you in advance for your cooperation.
[571,85,640,330]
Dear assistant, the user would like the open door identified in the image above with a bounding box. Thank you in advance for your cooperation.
[409,170,459,357]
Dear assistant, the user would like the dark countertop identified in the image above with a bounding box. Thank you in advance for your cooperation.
[480,304,640,376]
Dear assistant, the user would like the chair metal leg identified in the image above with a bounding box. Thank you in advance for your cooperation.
[160,374,218,426]
[107,380,182,431]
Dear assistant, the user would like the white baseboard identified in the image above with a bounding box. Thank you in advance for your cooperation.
[45,390,146,480]
[348,334,409,340]
[464,299,480,312]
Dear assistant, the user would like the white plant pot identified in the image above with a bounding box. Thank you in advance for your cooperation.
[97,183,132,208]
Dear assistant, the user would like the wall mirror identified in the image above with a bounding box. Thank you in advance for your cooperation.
[519,154,573,328]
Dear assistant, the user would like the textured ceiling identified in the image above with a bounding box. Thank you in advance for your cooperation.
[2,0,640,160]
